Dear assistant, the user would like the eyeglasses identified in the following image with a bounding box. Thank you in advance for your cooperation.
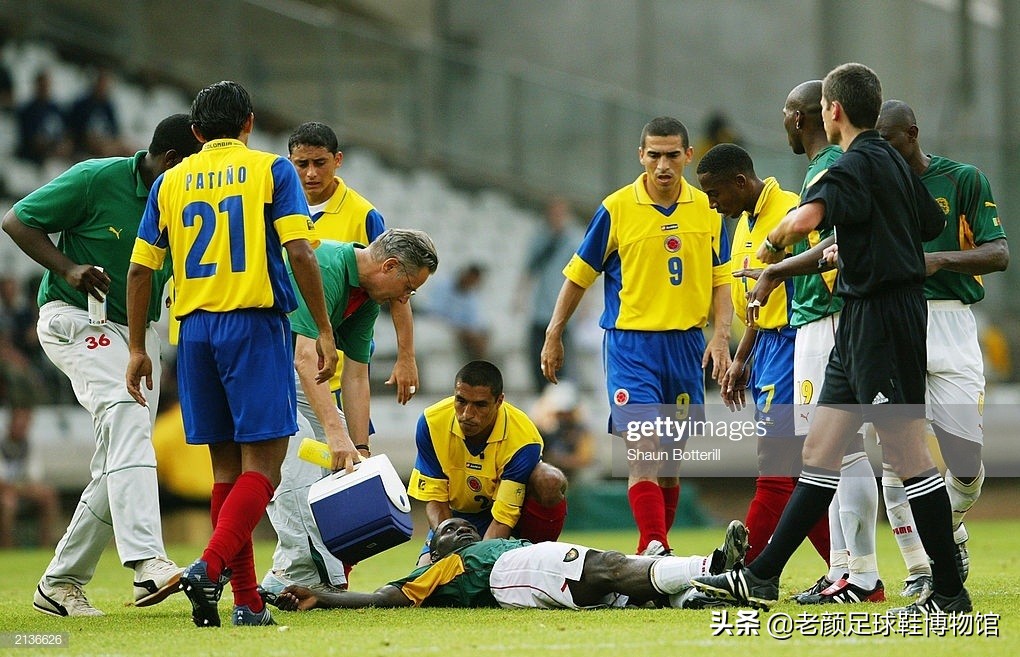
[398,265,418,297]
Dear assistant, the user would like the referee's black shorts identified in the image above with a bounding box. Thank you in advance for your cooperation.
[818,287,926,420]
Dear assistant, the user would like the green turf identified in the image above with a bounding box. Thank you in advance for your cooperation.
[0,519,1016,655]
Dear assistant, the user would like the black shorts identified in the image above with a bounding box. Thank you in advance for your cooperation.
[818,287,926,419]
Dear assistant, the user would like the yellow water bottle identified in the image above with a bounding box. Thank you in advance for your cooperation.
[297,438,332,469]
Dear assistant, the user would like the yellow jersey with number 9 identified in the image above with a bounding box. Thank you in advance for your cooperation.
[563,174,729,331]
[132,138,316,317]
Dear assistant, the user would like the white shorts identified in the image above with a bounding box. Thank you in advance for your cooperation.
[926,301,984,443]
[793,313,840,436]
[489,542,628,609]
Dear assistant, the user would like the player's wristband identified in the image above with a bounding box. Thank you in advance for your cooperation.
[355,444,371,456]
[764,237,781,253]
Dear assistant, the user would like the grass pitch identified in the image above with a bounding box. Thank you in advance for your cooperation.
[0,519,1016,656]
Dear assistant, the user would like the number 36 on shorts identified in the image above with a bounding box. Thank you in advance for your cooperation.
[84,333,111,350]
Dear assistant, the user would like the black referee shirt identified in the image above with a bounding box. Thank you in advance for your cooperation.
[801,130,944,298]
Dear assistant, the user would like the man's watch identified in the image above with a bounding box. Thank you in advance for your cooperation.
[764,237,781,253]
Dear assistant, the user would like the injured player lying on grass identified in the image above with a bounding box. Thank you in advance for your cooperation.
[266,517,749,611]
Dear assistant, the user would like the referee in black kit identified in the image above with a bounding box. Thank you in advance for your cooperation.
[691,62,970,614]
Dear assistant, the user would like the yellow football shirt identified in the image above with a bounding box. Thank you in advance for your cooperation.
[132,139,316,316]
[563,174,730,331]
[730,177,801,328]
[408,397,543,528]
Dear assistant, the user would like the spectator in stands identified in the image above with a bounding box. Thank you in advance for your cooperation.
[0,61,13,114]
[66,68,128,159]
[516,197,584,393]
[0,275,58,548]
[423,263,489,362]
[531,380,595,481]
[0,30,13,113]
[0,432,59,549]
[693,111,744,179]
[15,71,71,167]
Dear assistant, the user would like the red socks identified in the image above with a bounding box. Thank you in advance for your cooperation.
[744,476,795,564]
[661,484,680,530]
[202,472,275,611]
[516,498,567,544]
[629,480,668,553]
[209,482,233,529]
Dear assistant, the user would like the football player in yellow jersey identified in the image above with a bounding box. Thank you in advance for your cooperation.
[126,81,337,628]
[697,143,832,572]
[286,122,418,406]
[542,117,732,555]
[408,361,568,567]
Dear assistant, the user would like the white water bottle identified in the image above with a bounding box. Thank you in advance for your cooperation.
[88,266,107,325]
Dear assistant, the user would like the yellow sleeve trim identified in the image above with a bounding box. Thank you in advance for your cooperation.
[562,254,598,289]
[400,555,466,606]
[276,214,319,247]
[712,262,731,288]
[130,237,166,271]
[408,469,450,502]
[491,480,526,527]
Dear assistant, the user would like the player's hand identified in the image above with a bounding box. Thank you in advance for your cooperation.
[733,267,764,281]
[276,585,319,611]
[756,241,786,265]
[541,335,565,384]
[822,243,839,268]
[314,334,339,384]
[745,268,781,327]
[702,334,731,385]
[386,356,419,405]
[125,351,153,406]
[327,431,360,474]
[720,359,749,411]
[65,264,110,301]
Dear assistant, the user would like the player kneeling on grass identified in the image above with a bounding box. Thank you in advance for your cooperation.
[409,361,569,567]
[269,517,749,610]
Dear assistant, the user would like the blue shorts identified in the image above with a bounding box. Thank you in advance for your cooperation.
[604,329,706,406]
[177,309,298,444]
[750,328,796,437]
[605,329,707,437]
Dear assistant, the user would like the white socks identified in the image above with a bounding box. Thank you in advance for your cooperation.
[649,555,708,595]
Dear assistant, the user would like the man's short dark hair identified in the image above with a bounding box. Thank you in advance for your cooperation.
[696,143,755,178]
[823,63,882,130]
[190,80,253,140]
[148,113,201,157]
[640,116,690,150]
[288,121,340,155]
[455,360,503,398]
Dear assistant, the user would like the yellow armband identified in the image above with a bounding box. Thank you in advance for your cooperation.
[491,480,527,527]
[408,469,450,502]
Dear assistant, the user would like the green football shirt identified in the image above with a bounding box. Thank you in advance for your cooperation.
[13,151,172,324]
[287,240,380,363]
[790,145,845,327]
[921,155,1006,303]
[389,538,529,607]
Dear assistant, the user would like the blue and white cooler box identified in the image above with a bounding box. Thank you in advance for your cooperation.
[308,454,413,563]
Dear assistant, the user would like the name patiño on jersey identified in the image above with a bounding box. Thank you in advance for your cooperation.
[185,165,248,191]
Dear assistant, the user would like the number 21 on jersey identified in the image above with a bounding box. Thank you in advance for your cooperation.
[182,195,247,279]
